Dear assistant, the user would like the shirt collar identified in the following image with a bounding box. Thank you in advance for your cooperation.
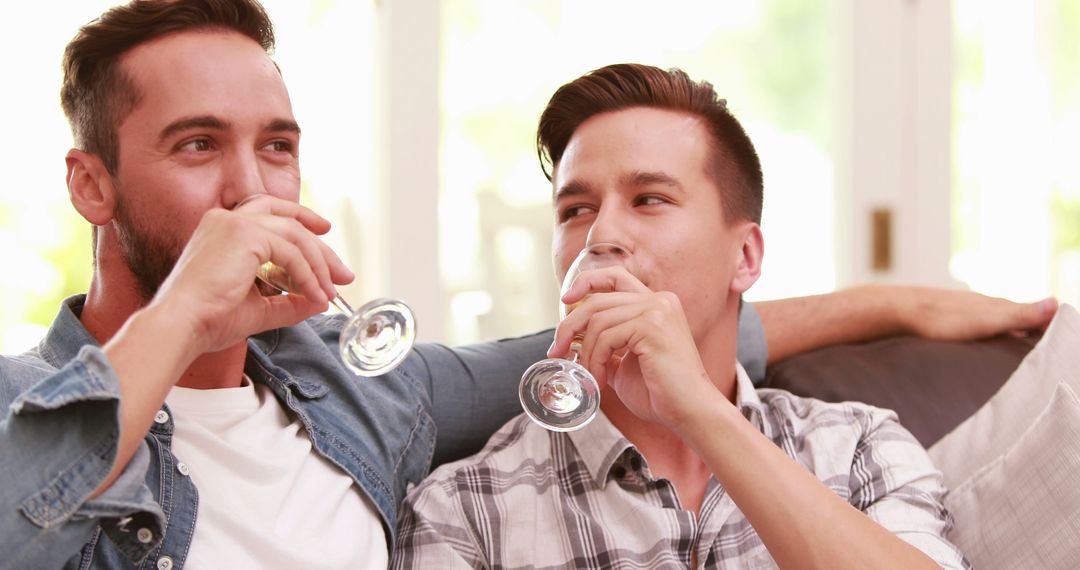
[37,294,100,368]
[35,294,318,396]
[565,409,634,488]
[567,362,764,487]
[734,362,768,433]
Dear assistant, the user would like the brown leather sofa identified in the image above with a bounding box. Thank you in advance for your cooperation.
[761,334,1038,446]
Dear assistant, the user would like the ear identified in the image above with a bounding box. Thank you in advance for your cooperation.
[66,148,116,226]
[730,222,763,295]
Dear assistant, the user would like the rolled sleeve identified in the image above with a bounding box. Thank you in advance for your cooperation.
[851,411,970,569]
[2,346,164,567]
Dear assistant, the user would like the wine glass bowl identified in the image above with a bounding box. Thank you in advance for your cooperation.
[518,242,631,431]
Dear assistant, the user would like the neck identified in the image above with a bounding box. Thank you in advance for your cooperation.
[81,252,248,390]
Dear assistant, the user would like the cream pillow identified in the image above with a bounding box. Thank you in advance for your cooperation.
[928,304,1080,569]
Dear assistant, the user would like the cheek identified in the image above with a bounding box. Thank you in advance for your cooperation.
[265,167,302,201]
[551,230,581,285]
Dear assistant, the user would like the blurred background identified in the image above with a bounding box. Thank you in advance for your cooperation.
[1,0,1076,352]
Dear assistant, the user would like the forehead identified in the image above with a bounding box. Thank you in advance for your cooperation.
[554,107,713,183]
[117,29,291,124]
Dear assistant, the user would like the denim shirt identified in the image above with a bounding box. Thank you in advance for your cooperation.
[0,295,765,569]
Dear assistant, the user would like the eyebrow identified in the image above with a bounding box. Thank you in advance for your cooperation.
[553,170,685,203]
[622,170,685,193]
[159,116,230,143]
[267,119,302,136]
[158,116,301,143]
[553,180,593,204]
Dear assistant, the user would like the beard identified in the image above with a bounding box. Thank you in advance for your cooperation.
[112,191,185,304]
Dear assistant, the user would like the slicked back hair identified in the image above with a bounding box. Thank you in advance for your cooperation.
[537,63,763,224]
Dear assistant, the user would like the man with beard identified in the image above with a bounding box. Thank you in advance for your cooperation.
[0,1,1055,568]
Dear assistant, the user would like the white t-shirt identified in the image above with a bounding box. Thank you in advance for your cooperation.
[165,378,388,569]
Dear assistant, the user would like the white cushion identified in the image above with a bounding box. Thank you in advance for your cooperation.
[928,304,1080,569]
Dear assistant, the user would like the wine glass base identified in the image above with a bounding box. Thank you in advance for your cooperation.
[339,298,416,377]
[519,358,600,432]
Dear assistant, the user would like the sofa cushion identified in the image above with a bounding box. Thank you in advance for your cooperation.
[762,333,1036,447]
[928,305,1080,569]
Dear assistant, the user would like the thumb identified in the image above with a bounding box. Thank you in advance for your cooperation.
[1019,297,1058,331]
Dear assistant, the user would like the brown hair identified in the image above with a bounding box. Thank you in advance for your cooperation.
[60,0,276,175]
[537,63,763,224]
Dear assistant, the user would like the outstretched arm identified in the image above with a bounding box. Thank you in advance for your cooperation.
[755,285,1057,364]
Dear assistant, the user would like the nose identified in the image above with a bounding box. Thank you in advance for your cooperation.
[222,150,268,209]
[580,242,630,269]
[584,203,633,254]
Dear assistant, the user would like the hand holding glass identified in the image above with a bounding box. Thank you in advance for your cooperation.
[519,243,630,431]
[232,197,416,377]
[255,263,416,377]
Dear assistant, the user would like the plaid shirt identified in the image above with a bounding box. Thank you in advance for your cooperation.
[393,365,969,569]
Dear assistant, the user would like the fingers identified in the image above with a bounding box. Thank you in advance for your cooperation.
[550,292,642,358]
[231,195,354,298]
[580,304,653,386]
[551,266,650,358]
[257,288,333,330]
[232,193,333,235]
[561,266,650,306]
[262,232,329,305]
[550,289,688,389]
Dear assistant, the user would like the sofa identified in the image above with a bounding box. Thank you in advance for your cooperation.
[763,306,1080,569]
[763,333,1038,447]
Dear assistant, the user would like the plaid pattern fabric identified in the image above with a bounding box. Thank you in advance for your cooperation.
[394,366,970,569]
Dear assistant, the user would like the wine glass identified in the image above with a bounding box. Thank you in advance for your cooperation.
[519,243,630,431]
[254,263,416,378]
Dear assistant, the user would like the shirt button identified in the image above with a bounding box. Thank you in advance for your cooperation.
[136,528,153,544]
[176,462,190,476]
[153,410,170,424]
[156,556,174,570]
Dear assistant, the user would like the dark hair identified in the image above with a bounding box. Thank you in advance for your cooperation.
[537,63,763,224]
[60,0,275,175]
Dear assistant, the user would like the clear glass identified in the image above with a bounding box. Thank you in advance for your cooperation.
[256,263,416,378]
[519,243,631,431]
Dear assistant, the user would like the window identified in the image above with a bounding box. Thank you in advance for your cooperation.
[0,1,375,352]
[439,0,838,344]
[952,0,1079,306]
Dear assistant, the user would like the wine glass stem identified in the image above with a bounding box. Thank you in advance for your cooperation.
[568,338,583,364]
[330,294,354,316]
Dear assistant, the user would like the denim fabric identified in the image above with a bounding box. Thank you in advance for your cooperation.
[0,295,764,568]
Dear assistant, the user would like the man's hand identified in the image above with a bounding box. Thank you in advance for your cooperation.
[895,286,1058,340]
[757,285,1059,365]
[150,195,354,359]
[548,266,725,431]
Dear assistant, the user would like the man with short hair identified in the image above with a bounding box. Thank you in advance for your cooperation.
[0,1,535,567]
[0,1,1050,568]
[0,3,777,567]
[392,64,969,569]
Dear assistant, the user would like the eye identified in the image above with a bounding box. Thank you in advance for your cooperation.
[558,204,595,222]
[635,195,669,207]
[177,138,214,152]
[264,140,295,153]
